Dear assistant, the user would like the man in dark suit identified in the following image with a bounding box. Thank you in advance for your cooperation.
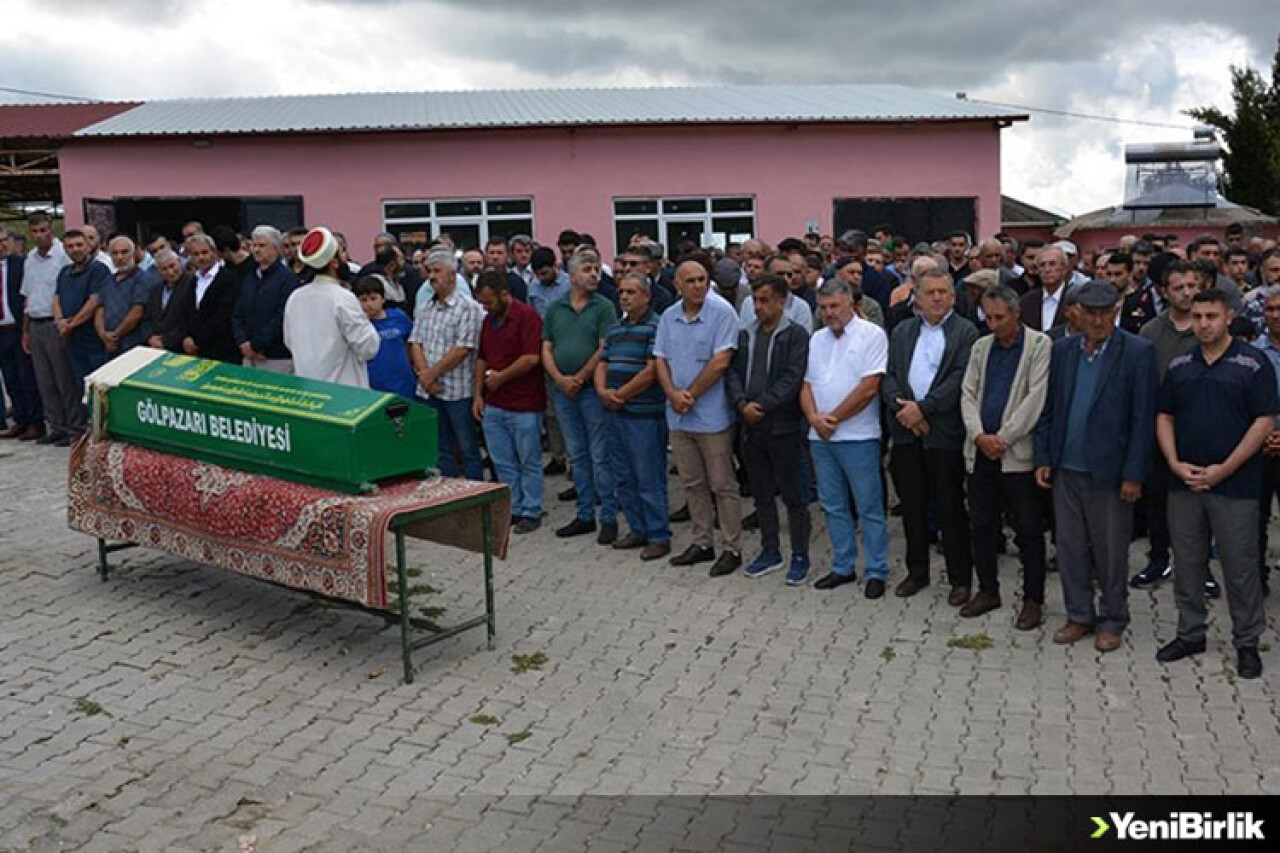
[882,267,980,602]
[141,249,191,353]
[0,229,44,440]
[1020,245,1070,332]
[177,233,241,363]
[1034,281,1159,653]
[725,273,811,585]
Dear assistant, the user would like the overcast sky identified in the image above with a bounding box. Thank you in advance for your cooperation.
[4,0,1277,221]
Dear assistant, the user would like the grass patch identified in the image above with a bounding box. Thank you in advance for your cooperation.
[947,632,993,651]
[511,652,548,674]
[469,714,501,726]
[880,646,897,662]
[72,697,110,718]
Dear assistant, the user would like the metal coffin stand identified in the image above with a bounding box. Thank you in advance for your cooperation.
[94,492,502,684]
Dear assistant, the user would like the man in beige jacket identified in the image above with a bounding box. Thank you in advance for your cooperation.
[960,284,1052,629]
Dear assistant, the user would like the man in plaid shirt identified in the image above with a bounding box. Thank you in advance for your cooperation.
[409,250,485,480]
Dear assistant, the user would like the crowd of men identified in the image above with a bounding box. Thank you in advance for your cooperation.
[3,213,1280,679]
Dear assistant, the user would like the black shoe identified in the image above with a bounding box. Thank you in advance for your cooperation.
[53,434,72,447]
[709,550,741,577]
[669,504,691,523]
[1130,561,1172,588]
[35,431,63,446]
[742,510,759,531]
[555,518,596,538]
[1204,577,1221,599]
[814,571,857,590]
[1156,637,1206,663]
[597,522,618,546]
[864,579,885,599]
[889,502,902,517]
[1238,646,1263,679]
[557,486,578,502]
[543,458,566,476]
[669,544,715,566]
[513,518,540,534]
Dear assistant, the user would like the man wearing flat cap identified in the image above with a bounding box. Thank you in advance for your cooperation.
[283,226,380,388]
[1034,281,1159,653]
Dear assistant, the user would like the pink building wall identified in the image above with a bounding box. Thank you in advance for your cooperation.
[59,121,1004,258]
[1067,224,1280,258]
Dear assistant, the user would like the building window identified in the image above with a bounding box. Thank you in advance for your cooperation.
[382,198,534,253]
[613,196,755,255]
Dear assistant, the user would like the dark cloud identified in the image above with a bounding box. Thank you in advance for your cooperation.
[370,0,1279,90]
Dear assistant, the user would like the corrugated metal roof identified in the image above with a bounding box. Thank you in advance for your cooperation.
[0,102,141,140]
[75,85,1026,137]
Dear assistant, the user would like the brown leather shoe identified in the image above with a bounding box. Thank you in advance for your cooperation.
[959,591,1000,618]
[640,542,671,561]
[0,425,23,439]
[19,425,46,441]
[895,577,929,598]
[1094,630,1123,653]
[1052,621,1093,645]
[947,585,972,607]
[1014,601,1043,631]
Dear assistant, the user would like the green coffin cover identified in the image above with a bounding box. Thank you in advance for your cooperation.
[89,348,438,493]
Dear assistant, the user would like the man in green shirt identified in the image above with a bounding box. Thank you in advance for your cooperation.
[541,250,619,542]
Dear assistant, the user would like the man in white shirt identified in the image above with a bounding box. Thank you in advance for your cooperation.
[283,227,379,388]
[1020,245,1069,333]
[800,278,891,598]
[20,212,76,444]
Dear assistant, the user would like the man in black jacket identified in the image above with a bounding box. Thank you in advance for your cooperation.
[882,267,979,603]
[142,249,191,353]
[233,226,298,373]
[178,233,241,363]
[725,274,812,585]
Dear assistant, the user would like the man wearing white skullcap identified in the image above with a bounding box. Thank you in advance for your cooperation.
[282,226,380,388]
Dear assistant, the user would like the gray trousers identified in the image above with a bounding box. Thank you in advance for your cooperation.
[1052,470,1132,633]
[28,320,85,434]
[1168,489,1265,649]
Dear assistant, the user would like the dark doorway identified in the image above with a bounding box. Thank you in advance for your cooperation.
[832,197,976,245]
[83,196,304,244]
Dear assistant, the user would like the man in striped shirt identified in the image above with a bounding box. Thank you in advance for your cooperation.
[595,270,670,561]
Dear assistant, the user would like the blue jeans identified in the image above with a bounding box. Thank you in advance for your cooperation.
[481,406,543,520]
[606,413,670,544]
[810,439,889,579]
[551,385,616,524]
[426,397,484,480]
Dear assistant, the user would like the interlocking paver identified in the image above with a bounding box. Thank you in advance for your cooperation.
[3,439,1280,848]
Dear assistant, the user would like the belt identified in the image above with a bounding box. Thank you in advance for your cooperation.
[28,316,53,323]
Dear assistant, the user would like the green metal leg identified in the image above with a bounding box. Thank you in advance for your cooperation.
[482,504,495,650]
[97,539,109,581]
[395,530,413,684]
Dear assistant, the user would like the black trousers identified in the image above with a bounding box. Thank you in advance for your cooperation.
[969,456,1046,603]
[1258,454,1280,583]
[890,442,972,586]
[1144,450,1171,566]
[743,429,809,557]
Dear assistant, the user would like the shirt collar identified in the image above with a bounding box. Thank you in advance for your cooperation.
[994,328,1025,350]
[920,311,951,331]
[1079,332,1113,361]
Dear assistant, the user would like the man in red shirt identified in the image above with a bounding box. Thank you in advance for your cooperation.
[473,269,546,533]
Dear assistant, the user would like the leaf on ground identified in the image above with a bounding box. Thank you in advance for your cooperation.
[367,667,387,680]
[880,646,897,662]
[511,652,548,674]
[469,714,501,726]
[947,633,993,650]
[504,729,532,744]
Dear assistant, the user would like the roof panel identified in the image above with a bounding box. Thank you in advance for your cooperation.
[74,85,1025,137]
[0,102,141,140]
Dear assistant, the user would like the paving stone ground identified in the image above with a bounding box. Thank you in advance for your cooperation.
[2,439,1279,851]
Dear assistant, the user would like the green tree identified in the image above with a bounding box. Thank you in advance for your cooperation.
[1186,34,1280,216]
